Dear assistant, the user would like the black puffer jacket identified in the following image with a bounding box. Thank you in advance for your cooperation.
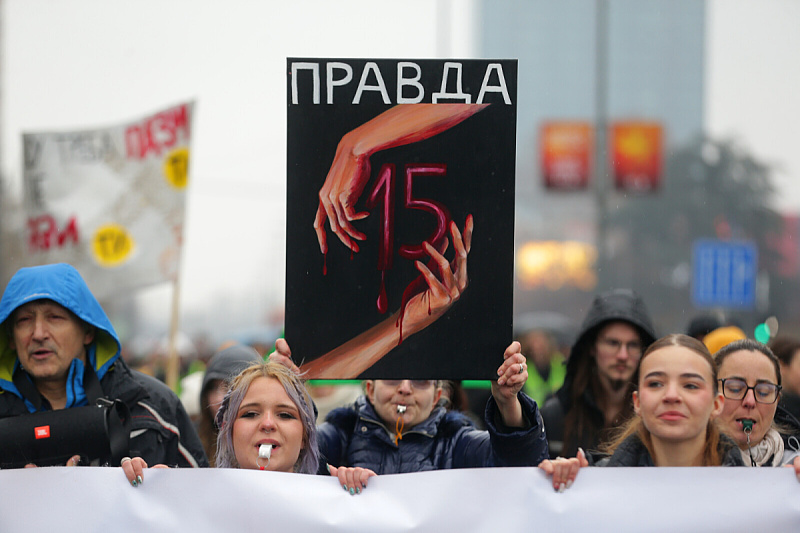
[317,393,548,474]
[541,289,656,459]
[0,357,208,468]
[778,396,800,437]
[0,263,207,468]
[769,404,800,466]
[595,432,745,467]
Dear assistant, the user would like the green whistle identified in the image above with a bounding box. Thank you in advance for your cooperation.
[742,419,754,432]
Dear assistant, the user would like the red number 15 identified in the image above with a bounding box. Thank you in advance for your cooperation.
[366,163,451,313]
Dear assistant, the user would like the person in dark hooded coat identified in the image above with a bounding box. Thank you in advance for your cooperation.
[197,344,263,466]
[540,288,656,460]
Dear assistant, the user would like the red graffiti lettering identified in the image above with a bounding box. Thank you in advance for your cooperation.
[58,217,79,247]
[124,104,190,159]
[27,215,79,252]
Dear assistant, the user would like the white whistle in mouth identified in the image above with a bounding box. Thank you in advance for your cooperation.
[397,405,407,414]
[259,444,272,459]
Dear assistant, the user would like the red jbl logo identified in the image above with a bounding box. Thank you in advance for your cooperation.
[34,425,50,439]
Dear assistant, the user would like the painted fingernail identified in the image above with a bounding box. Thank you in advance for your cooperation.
[356,487,361,494]
[558,483,566,493]
[137,476,143,485]
[566,479,573,489]
[349,487,355,495]
[343,484,348,491]
[131,479,138,487]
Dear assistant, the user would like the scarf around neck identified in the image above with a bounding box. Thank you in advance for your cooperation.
[740,427,784,467]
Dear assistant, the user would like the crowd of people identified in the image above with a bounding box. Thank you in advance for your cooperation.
[1,263,799,498]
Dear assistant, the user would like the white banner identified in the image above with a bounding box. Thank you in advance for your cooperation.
[0,466,798,532]
[20,102,193,300]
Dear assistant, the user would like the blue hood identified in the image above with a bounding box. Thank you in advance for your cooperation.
[0,263,122,411]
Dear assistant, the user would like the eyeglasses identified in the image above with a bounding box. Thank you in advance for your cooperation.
[596,337,643,358]
[382,380,435,389]
[718,378,782,404]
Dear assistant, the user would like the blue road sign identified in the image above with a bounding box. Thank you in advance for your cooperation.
[692,239,757,309]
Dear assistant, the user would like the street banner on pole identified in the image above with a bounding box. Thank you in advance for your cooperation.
[21,102,193,300]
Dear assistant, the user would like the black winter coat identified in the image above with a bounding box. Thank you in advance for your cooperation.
[0,358,208,468]
[317,393,548,475]
[595,432,745,467]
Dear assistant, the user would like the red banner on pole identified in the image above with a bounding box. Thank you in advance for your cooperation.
[610,121,662,191]
[540,122,592,190]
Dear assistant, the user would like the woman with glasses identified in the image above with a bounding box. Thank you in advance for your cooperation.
[539,334,746,491]
[715,339,800,468]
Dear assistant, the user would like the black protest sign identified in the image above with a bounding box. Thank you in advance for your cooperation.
[286,58,517,379]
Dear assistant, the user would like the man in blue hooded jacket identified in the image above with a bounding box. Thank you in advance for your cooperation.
[0,263,207,468]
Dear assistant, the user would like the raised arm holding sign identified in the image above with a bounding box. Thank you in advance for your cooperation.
[270,339,548,474]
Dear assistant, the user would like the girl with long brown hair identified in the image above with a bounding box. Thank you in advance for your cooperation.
[539,334,744,491]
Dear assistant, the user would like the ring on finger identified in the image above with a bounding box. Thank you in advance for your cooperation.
[518,362,524,374]
[120,456,132,466]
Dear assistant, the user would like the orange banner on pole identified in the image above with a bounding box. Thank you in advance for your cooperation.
[540,122,592,190]
[610,121,662,192]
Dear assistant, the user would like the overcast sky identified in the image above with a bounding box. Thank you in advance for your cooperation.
[705,0,800,214]
[2,0,797,340]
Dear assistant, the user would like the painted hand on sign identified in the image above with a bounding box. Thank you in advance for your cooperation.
[313,103,487,255]
[398,216,472,341]
[299,215,473,379]
[301,103,488,379]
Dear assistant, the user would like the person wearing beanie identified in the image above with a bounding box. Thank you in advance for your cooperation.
[685,312,727,342]
[198,344,263,466]
[703,325,747,356]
